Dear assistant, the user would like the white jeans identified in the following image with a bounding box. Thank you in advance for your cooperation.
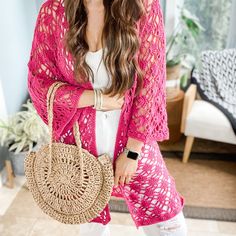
[79,210,187,236]
[141,211,187,236]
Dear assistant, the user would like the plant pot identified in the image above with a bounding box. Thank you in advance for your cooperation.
[8,143,40,176]
[166,63,181,100]
[166,63,181,81]
[8,151,27,176]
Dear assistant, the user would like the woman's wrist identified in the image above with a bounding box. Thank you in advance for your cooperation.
[93,89,104,110]
[77,90,95,108]
[126,137,144,154]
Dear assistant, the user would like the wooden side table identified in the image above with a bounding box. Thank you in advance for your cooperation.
[162,90,185,144]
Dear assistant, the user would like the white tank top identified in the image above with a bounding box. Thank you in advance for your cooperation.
[85,47,122,159]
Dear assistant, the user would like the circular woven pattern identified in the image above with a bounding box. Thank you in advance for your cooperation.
[24,82,114,224]
[24,142,114,224]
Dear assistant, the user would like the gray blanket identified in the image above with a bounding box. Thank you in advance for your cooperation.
[191,48,236,135]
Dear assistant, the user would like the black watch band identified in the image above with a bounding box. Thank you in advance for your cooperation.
[124,147,140,160]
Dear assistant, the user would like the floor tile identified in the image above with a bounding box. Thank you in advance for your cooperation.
[218,221,236,234]
[29,218,80,236]
[186,218,219,232]
[0,215,37,236]
[0,175,26,216]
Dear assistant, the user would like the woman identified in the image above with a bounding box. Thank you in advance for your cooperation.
[27,0,187,235]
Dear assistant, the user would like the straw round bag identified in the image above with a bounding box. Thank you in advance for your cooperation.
[24,81,114,225]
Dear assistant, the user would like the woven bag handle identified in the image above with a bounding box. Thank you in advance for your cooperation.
[46,81,84,178]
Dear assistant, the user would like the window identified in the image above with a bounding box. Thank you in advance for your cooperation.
[183,0,233,50]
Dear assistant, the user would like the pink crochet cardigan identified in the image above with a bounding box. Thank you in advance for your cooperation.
[27,0,185,229]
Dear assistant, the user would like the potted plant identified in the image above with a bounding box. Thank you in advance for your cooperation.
[0,99,49,175]
[166,7,204,98]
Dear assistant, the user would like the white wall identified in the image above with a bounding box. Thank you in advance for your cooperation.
[0,1,39,171]
[36,0,46,11]
[0,1,38,115]
[0,79,7,120]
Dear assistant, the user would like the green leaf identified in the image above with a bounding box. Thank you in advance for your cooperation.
[167,58,181,67]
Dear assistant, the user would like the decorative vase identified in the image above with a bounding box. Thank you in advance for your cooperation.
[8,142,40,176]
[9,151,27,176]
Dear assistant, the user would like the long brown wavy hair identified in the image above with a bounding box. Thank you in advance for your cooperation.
[63,0,146,98]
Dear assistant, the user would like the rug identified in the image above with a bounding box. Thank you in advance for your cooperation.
[109,157,236,222]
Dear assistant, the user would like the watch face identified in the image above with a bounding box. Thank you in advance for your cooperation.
[127,150,139,160]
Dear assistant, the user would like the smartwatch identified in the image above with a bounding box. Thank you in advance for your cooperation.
[124,147,140,160]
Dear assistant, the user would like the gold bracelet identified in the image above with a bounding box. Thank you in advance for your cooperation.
[98,89,103,110]
[100,90,103,109]
[93,89,103,110]
[93,89,97,109]
[95,89,100,110]
[97,89,101,110]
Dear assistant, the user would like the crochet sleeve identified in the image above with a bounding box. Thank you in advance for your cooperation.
[127,0,169,143]
[27,1,86,140]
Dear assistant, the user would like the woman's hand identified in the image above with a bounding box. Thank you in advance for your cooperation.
[78,90,125,111]
[114,151,138,186]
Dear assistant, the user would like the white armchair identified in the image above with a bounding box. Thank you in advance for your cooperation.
[180,84,236,163]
